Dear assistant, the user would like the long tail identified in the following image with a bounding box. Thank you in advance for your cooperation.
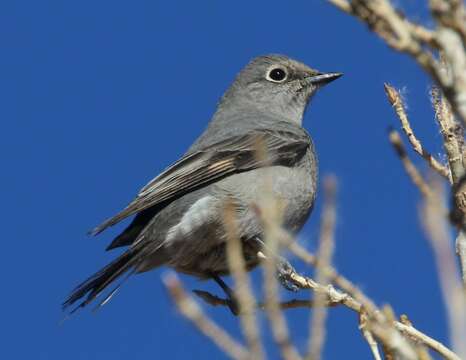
[63,248,142,313]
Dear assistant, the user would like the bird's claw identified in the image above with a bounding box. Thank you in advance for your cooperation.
[276,257,301,292]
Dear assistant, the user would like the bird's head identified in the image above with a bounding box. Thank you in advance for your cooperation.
[220,54,342,125]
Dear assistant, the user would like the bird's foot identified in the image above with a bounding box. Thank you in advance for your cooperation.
[254,238,303,292]
[276,257,301,292]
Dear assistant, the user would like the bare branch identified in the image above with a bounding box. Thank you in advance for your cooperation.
[281,264,419,359]
[399,315,434,360]
[420,179,466,358]
[431,87,466,286]
[193,290,339,310]
[306,176,338,360]
[455,231,466,290]
[252,137,302,360]
[289,242,378,314]
[395,322,461,360]
[384,83,451,181]
[163,273,249,360]
[359,312,383,360]
[388,129,436,199]
[431,0,466,124]
[430,0,466,43]
[223,202,265,360]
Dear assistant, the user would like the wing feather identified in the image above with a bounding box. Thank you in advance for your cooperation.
[90,128,310,235]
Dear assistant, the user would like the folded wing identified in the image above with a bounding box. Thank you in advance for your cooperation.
[90,128,311,236]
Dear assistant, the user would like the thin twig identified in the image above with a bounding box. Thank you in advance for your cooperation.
[395,322,461,360]
[253,139,302,360]
[193,290,339,310]
[306,176,338,360]
[433,25,466,127]
[163,273,249,360]
[398,315,435,360]
[388,129,435,199]
[287,267,418,360]
[420,179,466,359]
[430,0,466,44]
[384,83,451,181]
[261,231,302,360]
[368,306,419,360]
[360,312,383,360]
[223,202,265,360]
[389,118,466,288]
[289,243,377,314]
[456,231,466,290]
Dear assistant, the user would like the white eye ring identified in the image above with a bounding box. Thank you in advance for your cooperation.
[265,66,288,83]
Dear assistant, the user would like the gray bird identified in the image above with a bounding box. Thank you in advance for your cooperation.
[64,54,341,313]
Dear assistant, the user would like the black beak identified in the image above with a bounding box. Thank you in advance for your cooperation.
[307,72,343,85]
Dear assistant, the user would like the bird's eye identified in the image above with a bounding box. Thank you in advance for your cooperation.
[266,67,288,83]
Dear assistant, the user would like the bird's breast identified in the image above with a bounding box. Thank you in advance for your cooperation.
[215,146,317,234]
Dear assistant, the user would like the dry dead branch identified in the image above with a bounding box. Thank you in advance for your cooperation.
[384,83,451,181]
[163,273,249,360]
[420,179,466,358]
[223,202,265,360]
[388,129,436,199]
[306,176,337,360]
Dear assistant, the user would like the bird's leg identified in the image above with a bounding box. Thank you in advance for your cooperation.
[255,238,301,292]
[210,273,239,315]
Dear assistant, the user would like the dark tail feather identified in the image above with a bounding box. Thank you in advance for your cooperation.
[63,249,140,313]
[105,208,159,251]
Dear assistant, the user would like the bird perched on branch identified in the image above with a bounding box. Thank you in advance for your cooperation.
[64,54,341,313]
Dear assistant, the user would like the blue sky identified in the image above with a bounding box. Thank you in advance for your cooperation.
[1,1,449,359]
